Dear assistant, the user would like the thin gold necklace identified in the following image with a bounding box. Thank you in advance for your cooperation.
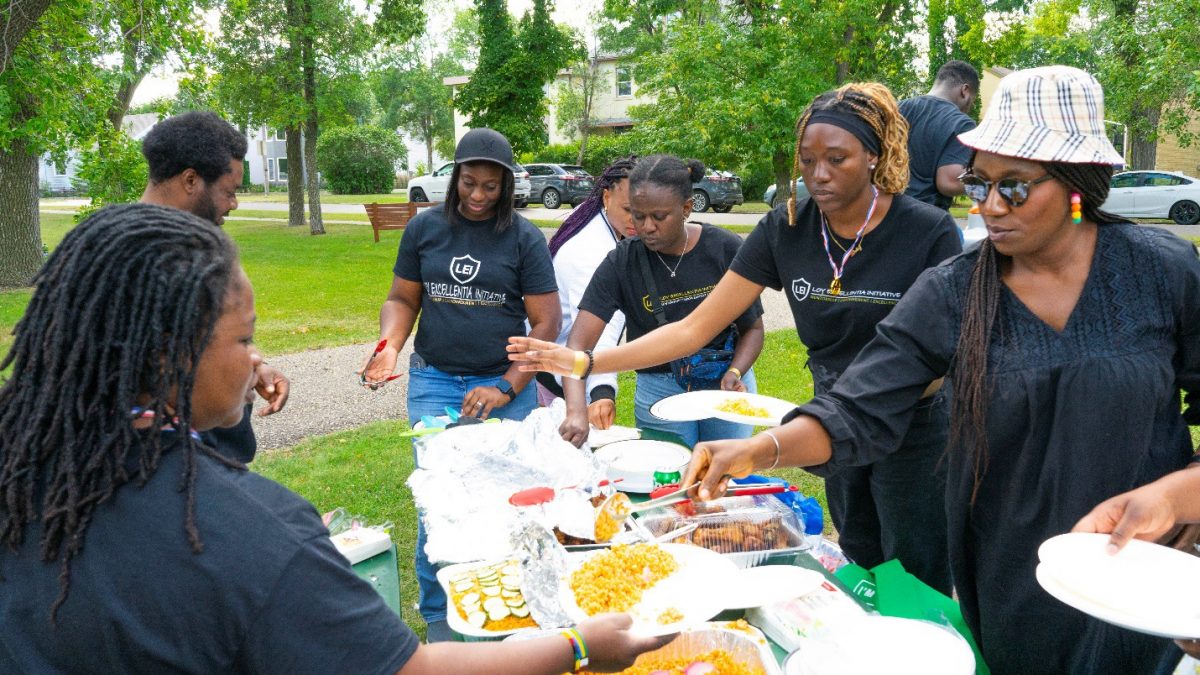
[823,218,862,254]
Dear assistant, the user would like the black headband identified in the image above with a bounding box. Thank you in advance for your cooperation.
[806,109,881,156]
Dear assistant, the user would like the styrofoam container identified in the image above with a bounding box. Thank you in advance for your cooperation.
[330,527,392,565]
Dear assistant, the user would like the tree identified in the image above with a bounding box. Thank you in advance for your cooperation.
[317,125,406,194]
[455,0,579,155]
[376,54,456,172]
[554,50,606,164]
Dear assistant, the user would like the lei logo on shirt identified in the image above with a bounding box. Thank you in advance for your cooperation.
[791,278,812,302]
[449,255,481,284]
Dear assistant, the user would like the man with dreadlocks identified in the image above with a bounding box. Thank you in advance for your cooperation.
[541,156,637,445]
[0,204,672,673]
[139,111,290,464]
[510,84,961,595]
[672,67,1200,672]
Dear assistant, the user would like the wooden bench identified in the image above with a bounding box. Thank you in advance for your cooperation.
[365,202,438,242]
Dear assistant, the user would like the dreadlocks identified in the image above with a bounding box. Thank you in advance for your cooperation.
[0,203,242,621]
[788,82,910,226]
[950,161,1118,503]
[547,156,638,257]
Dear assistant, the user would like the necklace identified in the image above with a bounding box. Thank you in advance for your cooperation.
[654,225,691,278]
[819,186,878,295]
[823,218,861,255]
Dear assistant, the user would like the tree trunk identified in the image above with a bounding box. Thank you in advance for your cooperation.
[835,25,854,84]
[301,0,324,235]
[0,139,43,287]
[771,149,792,208]
[1129,104,1161,170]
[286,126,304,227]
[0,0,53,75]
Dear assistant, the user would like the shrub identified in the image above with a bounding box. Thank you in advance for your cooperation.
[73,130,149,222]
[317,125,406,194]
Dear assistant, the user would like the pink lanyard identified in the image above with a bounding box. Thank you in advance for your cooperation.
[819,185,878,295]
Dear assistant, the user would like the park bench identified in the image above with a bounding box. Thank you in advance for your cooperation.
[365,202,438,242]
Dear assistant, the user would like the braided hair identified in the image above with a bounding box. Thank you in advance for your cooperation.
[547,156,638,257]
[950,161,1118,503]
[628,154,705,202]
[0,203,242,621]
[788,82,910,225]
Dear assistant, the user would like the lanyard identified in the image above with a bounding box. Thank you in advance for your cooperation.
[819,185,878,295]
[131,407,202,442]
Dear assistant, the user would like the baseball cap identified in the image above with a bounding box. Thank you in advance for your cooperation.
[454,128,516,172]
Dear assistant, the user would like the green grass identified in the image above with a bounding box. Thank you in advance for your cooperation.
[230,209,371,223]
[236,191,410,205]
[730,202,771,214]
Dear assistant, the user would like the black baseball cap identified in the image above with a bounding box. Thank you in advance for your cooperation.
[454,128,515,172]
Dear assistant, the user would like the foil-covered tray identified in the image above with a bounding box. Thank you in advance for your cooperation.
[635,494,808,568]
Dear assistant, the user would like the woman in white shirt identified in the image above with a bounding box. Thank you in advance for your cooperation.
[539,157,638,437]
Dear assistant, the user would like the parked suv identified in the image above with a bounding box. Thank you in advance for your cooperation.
[408,160,532,208]
[691,170,743,213]
[524,163,595,209]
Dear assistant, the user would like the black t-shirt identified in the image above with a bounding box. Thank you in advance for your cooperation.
[0,441,419,674]
[730,196,961,390]
[899,95,976,209]
[200,404,256,463]
[394,207,557,376]
[579,224,763,374]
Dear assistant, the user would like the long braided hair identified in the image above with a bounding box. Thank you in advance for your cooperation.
[0,203,242,621]
[951,161,1119,503]
[547,156,638,257]
[787,82,910,226]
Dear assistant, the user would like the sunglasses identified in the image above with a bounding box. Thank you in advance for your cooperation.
[959,172,1054,207]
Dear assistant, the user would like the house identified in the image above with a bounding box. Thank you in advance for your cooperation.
[443,52,656,147]
[38,113,162,194]
[980,66,1200,174]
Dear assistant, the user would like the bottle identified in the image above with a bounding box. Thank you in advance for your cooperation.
[652,467,682,490]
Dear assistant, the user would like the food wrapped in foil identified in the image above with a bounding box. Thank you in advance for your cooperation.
[407,400,607,564]
[510,519,573,629]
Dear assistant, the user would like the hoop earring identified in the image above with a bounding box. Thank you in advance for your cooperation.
[1070,193,1082,224]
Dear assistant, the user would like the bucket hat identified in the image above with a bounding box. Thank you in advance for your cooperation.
[455,128,515,172]
[958,66,1124,166]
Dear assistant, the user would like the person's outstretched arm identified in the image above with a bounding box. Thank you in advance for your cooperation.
[1073,462,1200,553]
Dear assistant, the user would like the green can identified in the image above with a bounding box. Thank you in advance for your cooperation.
[653,467,682,489]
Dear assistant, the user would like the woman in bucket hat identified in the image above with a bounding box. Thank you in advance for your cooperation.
[360,128,561,641]
[666,66,1199,672]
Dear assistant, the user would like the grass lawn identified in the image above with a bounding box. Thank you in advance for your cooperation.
[237,191,410,205]
[253,328,826,638]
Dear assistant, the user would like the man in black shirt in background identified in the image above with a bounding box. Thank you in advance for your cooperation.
[899,60,979,209]
[140,112,290,463]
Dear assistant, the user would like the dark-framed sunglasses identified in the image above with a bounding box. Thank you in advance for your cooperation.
[958,172,1054,207]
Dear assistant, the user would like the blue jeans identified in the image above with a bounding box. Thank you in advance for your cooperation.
[633,369,757,448]
[407,358,537,624]
[823,389,952,595]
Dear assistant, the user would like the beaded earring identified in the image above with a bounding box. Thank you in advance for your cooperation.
[1070,193,1082,224]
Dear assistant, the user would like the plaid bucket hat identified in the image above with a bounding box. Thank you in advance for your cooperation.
[958,65,1124,166]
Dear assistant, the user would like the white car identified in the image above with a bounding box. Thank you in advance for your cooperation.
[408,161,532,207]
[1101,170,1200,225]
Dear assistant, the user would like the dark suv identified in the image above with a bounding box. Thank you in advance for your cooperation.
[524,163,595,209]
[691,170,743,212]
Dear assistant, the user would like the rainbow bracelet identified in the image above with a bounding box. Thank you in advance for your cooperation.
[561,626,589,672]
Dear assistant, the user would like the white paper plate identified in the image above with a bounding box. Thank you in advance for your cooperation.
[782,616,976,675]
[586,424,640,448]
[560,543,739,637]
[720,565,827,610]
[650,390,795,426]
[437,560,538,638]
[1036,532,1200,639]
[592,440,691,494]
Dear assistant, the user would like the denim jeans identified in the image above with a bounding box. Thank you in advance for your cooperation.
[407,357,537,624]
[633,369,757,448]
[823,389,952,595]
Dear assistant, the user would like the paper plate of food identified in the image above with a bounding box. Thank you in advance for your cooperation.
[559,542,740,637]
[1035,532,1200,639]
[438,559,540,638]
[650,390,796,427]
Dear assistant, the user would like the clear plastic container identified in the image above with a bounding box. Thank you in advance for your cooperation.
[634,494,807,567]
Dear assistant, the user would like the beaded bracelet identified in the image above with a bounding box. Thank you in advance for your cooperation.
[582,349,595,380]
[561,626,589,672]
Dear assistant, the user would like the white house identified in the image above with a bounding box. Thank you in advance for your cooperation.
[443,52,656,148]
[38,113,162,193]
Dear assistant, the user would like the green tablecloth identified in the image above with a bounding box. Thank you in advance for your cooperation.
[352,543,403,616]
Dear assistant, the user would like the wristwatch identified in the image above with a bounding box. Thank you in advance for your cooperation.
[495,379,517,402]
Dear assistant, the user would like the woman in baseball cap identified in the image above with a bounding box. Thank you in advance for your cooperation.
[663,66,1199,672]
[360,128,561,639]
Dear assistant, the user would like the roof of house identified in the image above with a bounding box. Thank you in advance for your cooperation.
[122,113,162,141]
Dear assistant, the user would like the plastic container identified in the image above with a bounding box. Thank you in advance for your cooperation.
[634,493,806,568]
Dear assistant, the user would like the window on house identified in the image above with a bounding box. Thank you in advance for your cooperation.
[277,157,289,180]
[53,159,69,177]
[274,129,287,141]
[616,66,633,98]
[267,158,277,182]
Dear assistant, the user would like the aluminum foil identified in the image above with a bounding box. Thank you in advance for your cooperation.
[511,519,573,628]
[407,400,607,564]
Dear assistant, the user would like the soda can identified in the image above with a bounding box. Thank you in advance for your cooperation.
[652,467,682,489]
